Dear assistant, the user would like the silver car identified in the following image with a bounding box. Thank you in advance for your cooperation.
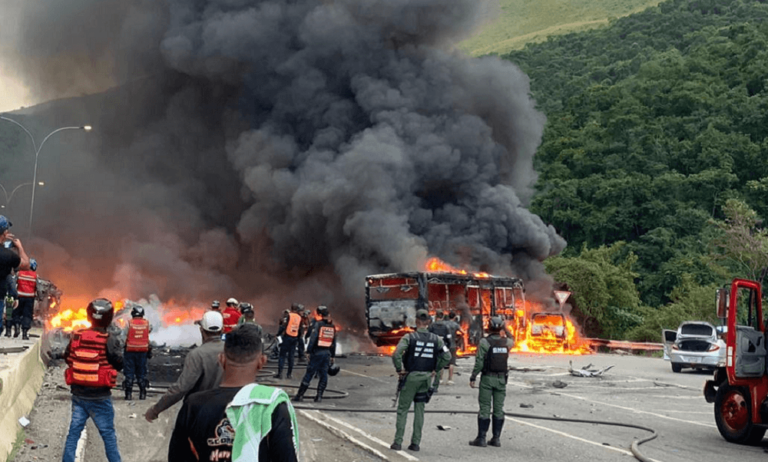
[662,322,726,373]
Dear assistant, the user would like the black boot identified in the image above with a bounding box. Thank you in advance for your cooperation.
[314,384,325,403]
[13,325,19,338]
[4,327,10,338]
[275,370,283,380]
[469,417,490,447]
[22,329,29,340]
[293,383,309,402]
[123,380,133,401]
[489,417,504,447]
[139,380,148,400]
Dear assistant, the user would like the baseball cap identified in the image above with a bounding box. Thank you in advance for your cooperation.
[416,309,431,321]
[199,311,223,332]
[0,215,12,232]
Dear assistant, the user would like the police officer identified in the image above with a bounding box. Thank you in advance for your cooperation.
[14,258,38,340]
[391,309,451,452]
[293,305,336,403]
[469,316,514,448]
[428,311,453,384]
[275,303,304,379]
[297,308,312,363]
[123,305,152,400]
[237,302,263,335]
[210,300,221,311]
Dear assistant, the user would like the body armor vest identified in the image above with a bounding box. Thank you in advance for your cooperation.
[483,336,510,373]
[316,321,336,349]
[430,321,451,345]
[16,270,36,298]
[126,318,150,352]
[285,312,302,337]
[404,331,439,372]
[65,330,118,387]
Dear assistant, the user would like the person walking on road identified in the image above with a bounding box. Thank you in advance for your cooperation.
[293,305,337,403]
[390,309,451,452]
[123,305,152,400]
[444,311,462,384]
[169,324,300,462]
[428,311,454,385]
[469,316,514,448]
[275,303,303,380]
[144,311,225,422]
[1,273,18,337]
[62,298,123,462]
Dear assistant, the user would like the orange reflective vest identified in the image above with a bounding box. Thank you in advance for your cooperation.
[65,330,117,388]
[17,270,37,298]
[317,324,336,348]
[222,307,242,334]
[285,312,302,337]
[126,318,150,352]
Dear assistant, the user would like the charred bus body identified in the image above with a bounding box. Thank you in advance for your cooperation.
[366,272,524,348]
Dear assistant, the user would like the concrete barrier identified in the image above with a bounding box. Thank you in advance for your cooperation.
[0,330,46,462]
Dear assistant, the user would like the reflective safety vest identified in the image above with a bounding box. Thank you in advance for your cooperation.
[223,307,242,334]
[317,322,336,349]
[65,330,118,388]
[285,312,301,338]
[126,318,150,352]
[16,270,37,298]
[404,331,440,372]
[483,336,510,373]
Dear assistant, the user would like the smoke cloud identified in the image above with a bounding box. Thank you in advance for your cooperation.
[1,0,566,328]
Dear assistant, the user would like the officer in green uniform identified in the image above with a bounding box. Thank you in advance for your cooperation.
[469,316,514,448]
[390,309,451,452]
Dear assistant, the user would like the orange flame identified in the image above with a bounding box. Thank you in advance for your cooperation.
[425,257,490,278]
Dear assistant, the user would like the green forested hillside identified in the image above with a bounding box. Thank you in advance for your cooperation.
[460,0,664,56]
[505,0,768,339]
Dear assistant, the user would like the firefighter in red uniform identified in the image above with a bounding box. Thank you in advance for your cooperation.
[13,258,38,340]
[222,297,241,334]
[123,305,152,400]
[275,303,304,379]
[62,298,123,462]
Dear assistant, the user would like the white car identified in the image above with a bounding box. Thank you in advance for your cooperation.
[662,322,726,373]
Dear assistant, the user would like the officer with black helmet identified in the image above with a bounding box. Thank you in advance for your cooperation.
[469,316,514,448]
[293,305,336,403]
[123,305,152,400]
[390,309,451,452]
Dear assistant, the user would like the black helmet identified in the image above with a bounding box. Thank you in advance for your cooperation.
[131,305,145,318]
[488,316,505,332]
[87,298,114,328]
[316,305,329,317]
[328,364,340,376]
[240,303,254,314]
[211,300,220,309]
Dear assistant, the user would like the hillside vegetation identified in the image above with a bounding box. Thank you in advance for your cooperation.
[505,0,768,339]
[460,0,664,56]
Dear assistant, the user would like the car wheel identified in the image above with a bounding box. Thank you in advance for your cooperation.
[671,363,682,373]
[714,383,766,445]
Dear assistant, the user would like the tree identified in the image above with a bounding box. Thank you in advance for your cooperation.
[709,199,768,284]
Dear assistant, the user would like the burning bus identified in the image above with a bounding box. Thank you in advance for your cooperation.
[365,270,525,351]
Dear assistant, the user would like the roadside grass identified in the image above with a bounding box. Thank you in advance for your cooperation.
[8,428,25,461]
[459,0,664,56]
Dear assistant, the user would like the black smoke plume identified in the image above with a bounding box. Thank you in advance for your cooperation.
[1,0,566,327]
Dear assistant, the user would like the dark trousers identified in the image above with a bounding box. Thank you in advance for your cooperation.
[278,336,299,375]
[301,351,331,391]
[297,336,306,357]
[13,297,34,330]
[123,351,148,386]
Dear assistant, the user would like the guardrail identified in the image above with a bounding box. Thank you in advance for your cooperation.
[586,338,664,351]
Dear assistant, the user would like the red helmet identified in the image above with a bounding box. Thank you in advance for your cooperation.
[87,298,114,328]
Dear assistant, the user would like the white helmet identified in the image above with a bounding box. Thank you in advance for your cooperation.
[226,297,239,306]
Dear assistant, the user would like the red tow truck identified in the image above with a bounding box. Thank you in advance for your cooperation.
[704,278,768,444]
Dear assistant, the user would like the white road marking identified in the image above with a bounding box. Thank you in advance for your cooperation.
[300,410,390,460]
[341,368,390,383]
[508,379,716,428]
[315,411,420,461]
[74,428,87,462]
[505,416,634,457]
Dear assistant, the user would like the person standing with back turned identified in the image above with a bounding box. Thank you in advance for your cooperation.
[469,316,514,448]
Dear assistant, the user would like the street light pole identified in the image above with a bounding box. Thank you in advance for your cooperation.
[0,182,43,209]
[0,116,91,237]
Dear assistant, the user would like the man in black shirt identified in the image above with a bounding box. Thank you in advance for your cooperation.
[169,324,300,462]
[0,216,30,293]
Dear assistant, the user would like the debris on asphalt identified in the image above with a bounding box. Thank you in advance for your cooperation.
[509,366,546,372]
[552,380,568,389]
[18,416,30,427]
[568,361,614,377]
[129,413,137,419]
[520,403,534,408]
[436,425,451,431]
